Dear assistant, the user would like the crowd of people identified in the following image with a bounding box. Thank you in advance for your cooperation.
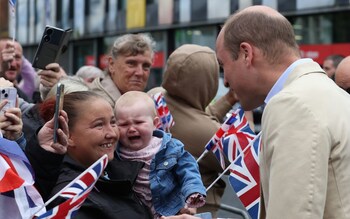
[0,4,349,219]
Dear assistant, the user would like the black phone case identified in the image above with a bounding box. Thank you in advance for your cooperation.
[32,25,72,69]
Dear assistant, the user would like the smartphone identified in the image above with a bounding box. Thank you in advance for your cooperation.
[0,87,17,115]
[53,83,64,143]
[32,25,72,69]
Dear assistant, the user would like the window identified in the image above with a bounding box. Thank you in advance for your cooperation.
[175,26,217,50]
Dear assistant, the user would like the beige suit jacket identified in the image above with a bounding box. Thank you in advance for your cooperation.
[260,61,350,218]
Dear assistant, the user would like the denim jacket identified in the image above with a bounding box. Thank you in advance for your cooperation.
[149,130,206,216]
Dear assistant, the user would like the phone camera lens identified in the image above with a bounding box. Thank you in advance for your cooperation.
[44,35,50,42]
[4,93,8,98]
[1,90,4,94]
[46,28,53,35]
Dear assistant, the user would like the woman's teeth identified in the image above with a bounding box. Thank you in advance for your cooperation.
[101,143,113,148]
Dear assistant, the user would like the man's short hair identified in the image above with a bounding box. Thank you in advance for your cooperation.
[223,10,299,64]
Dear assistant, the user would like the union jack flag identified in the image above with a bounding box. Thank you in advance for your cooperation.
[8,0,16,12]
[218,108,256,164]
[202,113,237,169]
[0,153,31,193]
[152,92,175,132]
[0,137,45,218]
[8,0,16,7]
[229,133,262,219]
[36,154,108,219]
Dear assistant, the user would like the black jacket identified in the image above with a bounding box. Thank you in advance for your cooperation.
[22,104,45,144]
[50,156,153,219]
[26,138,152,219]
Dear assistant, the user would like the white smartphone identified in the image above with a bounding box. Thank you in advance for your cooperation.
[53,83,64,143]
[0,87,17,115]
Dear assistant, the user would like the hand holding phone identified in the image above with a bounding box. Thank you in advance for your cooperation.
[0,87,17,115]
[53,83,64,143]
[32,25,72,69]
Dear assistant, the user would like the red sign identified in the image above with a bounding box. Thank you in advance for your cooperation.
[152,51,164,68]
[299,43,350,64]
[85,55,96,66]
[99,54,109,70]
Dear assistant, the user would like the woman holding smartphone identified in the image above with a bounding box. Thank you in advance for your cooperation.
[26,91,152,219]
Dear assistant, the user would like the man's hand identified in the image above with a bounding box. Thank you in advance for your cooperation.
[38,110,69,154]
[0,41,15,74]
[37,63,67,88]
[224,88,239,106]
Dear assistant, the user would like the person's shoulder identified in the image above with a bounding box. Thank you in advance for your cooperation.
[147,86,166,96]
[88,76,104,90]
[165,135,185,153]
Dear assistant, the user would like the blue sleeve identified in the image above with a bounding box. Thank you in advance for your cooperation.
[173,139,207,198]
[15,132,26,150]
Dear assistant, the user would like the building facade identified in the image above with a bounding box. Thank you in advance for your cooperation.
[2,0,350,90]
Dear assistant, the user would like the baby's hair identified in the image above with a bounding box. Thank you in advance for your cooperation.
[115,91,157,117]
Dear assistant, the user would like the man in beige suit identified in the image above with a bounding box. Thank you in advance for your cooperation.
[216,5,350,219]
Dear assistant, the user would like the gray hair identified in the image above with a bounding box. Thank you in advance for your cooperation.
[110,33,156,59]
[45,76,90,100]
[75,65,104,80]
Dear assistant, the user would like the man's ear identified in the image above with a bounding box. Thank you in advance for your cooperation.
[240,42,253,65]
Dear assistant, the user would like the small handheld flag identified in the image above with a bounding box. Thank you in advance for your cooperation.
[8,0,17,41]
[218,108,256,164]
[0,137,45,218]
[205,132,262,219]
[35,154,108,219]
[196,112,237,165]
[152,92,175,132]
[228,134,262,219]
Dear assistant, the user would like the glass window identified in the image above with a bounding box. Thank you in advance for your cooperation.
[87,0,105,33]
[73,41,95,74]
[175,26,217,50]
[74,0,85,38]
[28,0,35,43]
[333,12,350,42]
[291,14,332,44]
[35,1,45,42]
[146,31,166,90]
[61,0,72,29]
[118,0,127,10]
[290,12,350,45]
[106,0,118,32]
[17,0,28,44]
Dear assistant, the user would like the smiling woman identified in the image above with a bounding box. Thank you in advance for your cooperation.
[26,91,153,219]
[63,91,118,167]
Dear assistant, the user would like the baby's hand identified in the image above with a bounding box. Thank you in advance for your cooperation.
[185,193,206,208]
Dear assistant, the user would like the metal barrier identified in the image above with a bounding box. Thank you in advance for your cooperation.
[219,204,251,219]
